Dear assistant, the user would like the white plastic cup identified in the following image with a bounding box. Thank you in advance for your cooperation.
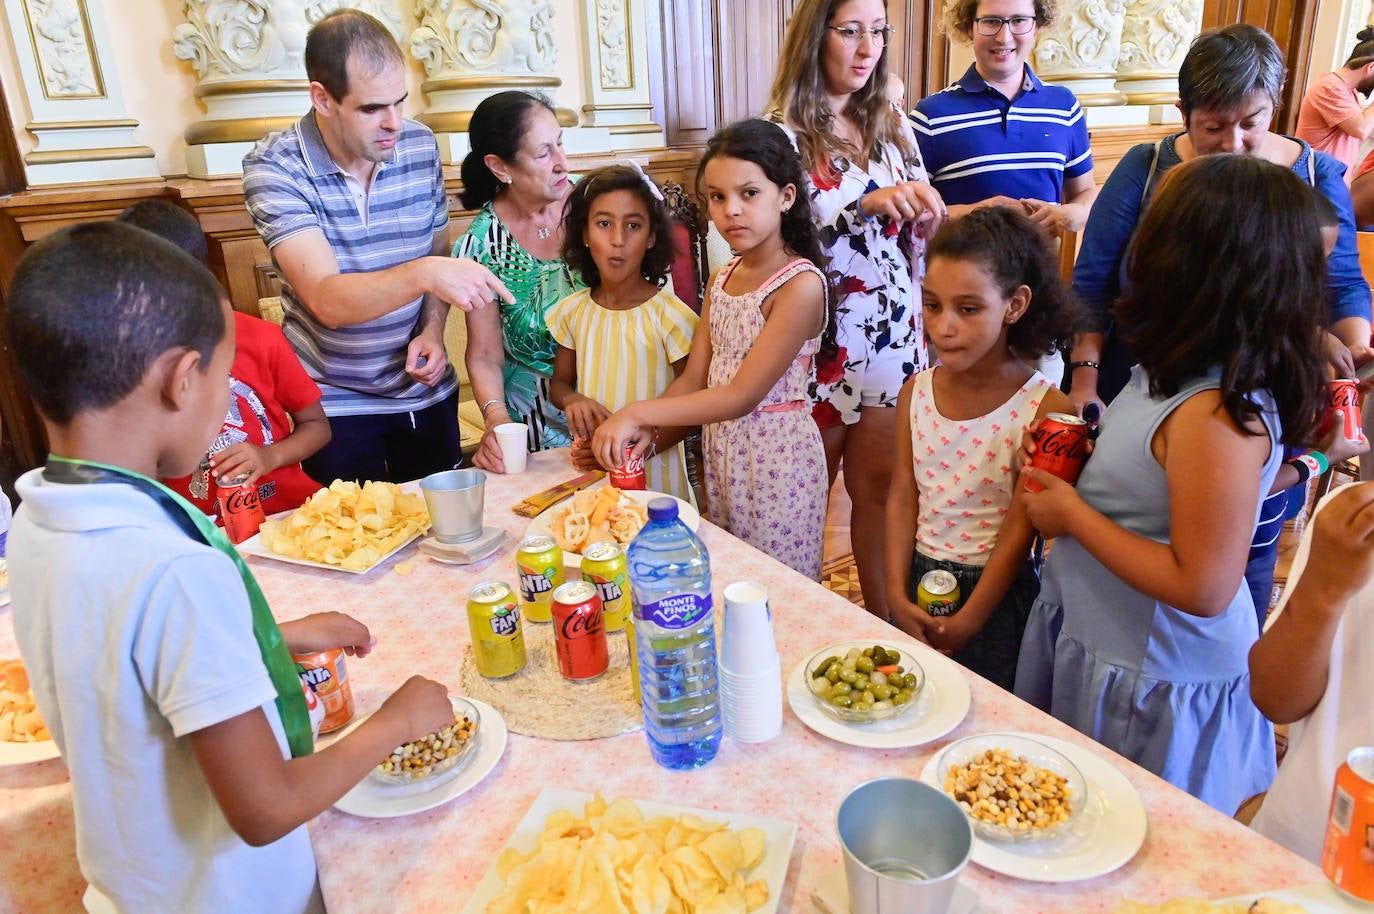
[720,656,783,743]
[492,422,529,474]
[720,581,777,673]
[837,778,972,914]
[420,469,486,544]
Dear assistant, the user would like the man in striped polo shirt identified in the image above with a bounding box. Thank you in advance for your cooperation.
[243,9,509,485]
[910,0,1095,238]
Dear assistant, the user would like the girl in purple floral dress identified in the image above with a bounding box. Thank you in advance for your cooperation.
[768,0,946,615]
[592,121,832,578]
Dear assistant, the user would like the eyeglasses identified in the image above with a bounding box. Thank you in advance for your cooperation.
[972,15,1038,36]
[827,24,893,47]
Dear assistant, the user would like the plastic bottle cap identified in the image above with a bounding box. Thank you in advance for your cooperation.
[646,497,679,521]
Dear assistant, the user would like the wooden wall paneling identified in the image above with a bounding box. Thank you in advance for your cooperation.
[1199,0,1318,135]
[648,0,720,148]
[715,0,789,123]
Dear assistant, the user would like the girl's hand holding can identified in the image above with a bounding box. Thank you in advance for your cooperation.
[1018,466,1084,539]
[590,410,651,469]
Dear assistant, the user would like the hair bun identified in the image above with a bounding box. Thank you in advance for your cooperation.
[1360,26,1374,42]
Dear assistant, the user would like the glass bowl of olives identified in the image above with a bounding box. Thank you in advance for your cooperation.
[805,643,924,724]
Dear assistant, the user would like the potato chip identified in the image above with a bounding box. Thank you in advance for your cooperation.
[0,659,51,743]
[259,480,429,570]
[486,796,771,914]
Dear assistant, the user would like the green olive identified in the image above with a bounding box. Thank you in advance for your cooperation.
[813,656,838,679]
[856,693,876,707]
[893,689,913,705]
[826,665,842,684]
[830,680,852,696]
[829,694,854,708]
[852,674,870,692]
[903,673,919,689]
[855,656,875,674]
[838,668,858,684]
[872,684,893,701]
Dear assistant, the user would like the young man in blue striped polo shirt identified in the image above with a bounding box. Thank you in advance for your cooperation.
[910,0,1096,238]
[243,9,510,485]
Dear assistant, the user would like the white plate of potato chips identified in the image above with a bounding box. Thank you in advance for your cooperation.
[239,480,430,574]
[0,658,60,765]
[462,788,794,914]
[526,486,699,562]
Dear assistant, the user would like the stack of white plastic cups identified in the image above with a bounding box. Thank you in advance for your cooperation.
[718,581,783,743]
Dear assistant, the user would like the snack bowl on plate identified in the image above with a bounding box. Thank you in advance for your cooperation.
[804,643,924,724]
[932,733,1087,843]
[368,696,481,786]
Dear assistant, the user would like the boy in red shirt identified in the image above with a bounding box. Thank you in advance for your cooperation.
[117,201,331,516]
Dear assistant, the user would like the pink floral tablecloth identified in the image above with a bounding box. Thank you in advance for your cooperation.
[0,448,1324,913]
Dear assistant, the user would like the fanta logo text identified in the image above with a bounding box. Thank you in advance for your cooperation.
[298,667,334,689]
[592,579,623,603]
[520,571,552,596]
[490,606,520,636]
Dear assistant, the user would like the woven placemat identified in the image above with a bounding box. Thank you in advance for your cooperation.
[460,621,643,740]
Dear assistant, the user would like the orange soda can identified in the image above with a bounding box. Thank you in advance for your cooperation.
[1322,747,1374,902]
[217,474,266,544]
[292,648,355,733]
[609,443,647,490]
[1026,413,1090,493]
[1330,379,1365,446]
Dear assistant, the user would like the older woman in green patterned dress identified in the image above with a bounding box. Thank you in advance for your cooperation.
[456,91,582,472]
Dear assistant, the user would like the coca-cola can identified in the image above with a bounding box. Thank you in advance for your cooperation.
[217,474,266,544]
[608,444,647,490]
[1026,413,1090,493]
[1330,379,1365,446]
[551,581,609,681]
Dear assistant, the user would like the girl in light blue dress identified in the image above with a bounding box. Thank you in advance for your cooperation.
[1013,155,1331,814]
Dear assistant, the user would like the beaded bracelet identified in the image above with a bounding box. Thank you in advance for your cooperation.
[1067,360,1101,372]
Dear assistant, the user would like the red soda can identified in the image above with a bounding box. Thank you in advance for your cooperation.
[218,474,266,543]
[1330,379,1364,446]
[1026,412,1090,493]
[551,581,609,681]
[1322,746,1374,902]
[609,443,647,490]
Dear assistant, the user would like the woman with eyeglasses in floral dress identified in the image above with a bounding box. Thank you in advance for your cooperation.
[767,0,946,622]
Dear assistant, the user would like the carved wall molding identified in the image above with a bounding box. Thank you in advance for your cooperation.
[1115,0,1204,104]
[594,0,630,89]
[1,0,157,183]
[1034,0,1128,105]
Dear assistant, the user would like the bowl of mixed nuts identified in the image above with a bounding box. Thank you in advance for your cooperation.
[369,696,481,786]
[933,733,1086,842]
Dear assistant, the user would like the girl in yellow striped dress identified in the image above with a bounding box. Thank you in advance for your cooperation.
[546,165,700,504]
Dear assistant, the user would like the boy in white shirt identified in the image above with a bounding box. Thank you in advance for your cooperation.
[5,221,453,913]
[1250,482,1374,865]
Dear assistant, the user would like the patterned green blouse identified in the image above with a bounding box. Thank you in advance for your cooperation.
[453,204,583,449]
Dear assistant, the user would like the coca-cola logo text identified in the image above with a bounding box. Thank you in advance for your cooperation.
[1332,386,1360,410]
[222,486,259,514]
[1036,428,1086,460]
[560,608,603,641]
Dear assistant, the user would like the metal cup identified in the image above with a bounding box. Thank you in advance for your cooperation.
[420,469,486,544]
[837,777,972,914]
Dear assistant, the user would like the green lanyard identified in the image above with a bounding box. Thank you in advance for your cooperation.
[44,456,313,758]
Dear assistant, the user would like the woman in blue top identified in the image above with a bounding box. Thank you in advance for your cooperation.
[1067,23,1371,415]
[1015,154,1330,815]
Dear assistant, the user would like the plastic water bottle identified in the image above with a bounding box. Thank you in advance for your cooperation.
[626,498,722,769]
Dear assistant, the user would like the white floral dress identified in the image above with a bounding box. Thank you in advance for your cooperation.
[703,258,828,579]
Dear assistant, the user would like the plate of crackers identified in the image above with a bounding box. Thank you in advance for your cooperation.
[0,658,60,765]
[238,480,430,574]
[461,788,793,914]
[525,485,700,562]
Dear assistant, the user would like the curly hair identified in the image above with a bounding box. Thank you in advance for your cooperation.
[1116,154,1327,446]
[561,166,674,289]
[764,0,917,174]
[925,206,1085,360]
[697,119,839,356]
[942,0,1059,40]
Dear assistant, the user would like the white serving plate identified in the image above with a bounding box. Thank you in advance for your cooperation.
[787,640,971,749]
[920,731,1147,882]
[524,487,699,565]
[236,511,422,575]
[0,736,61,766]
[460,787,796,914]
[331,697,507,818]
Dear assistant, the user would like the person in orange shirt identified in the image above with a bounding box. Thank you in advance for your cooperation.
[1296,28,1374,180]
